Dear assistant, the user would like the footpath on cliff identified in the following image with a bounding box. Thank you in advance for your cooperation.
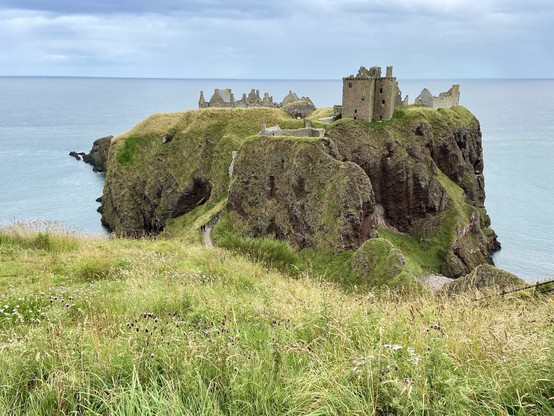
[202,211,221,248]
[202,226,213,248]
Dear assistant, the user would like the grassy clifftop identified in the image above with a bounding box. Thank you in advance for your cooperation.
[102,108,304,235]
[100,105,498,286]
[1,224,552,414]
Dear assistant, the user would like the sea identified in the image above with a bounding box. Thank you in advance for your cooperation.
[0,77,553,282]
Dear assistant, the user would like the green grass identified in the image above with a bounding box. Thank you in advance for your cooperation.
[1,224,553,415]
[116,135,151,165]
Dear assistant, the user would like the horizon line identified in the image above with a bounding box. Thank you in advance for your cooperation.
[1,75,553,82]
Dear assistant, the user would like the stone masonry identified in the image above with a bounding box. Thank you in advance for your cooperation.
[342,66,399,122]
[341,65,460,121]
[199,89,310,109]
[415,85,460,110]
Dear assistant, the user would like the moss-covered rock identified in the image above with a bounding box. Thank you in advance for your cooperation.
[351,239,417,288]
[101,108,303,235]
[281,99,316,119]
[328,106,497,277]
[99,105,498,281]
[83,135,113,173]
[228,137,377,251]
[440,264,526,295]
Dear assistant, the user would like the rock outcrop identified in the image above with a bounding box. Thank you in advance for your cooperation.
[281,99,316,119]
[98,105,499,279]
[100,109,299,236]
[351,239,415,288]
[228,137,377,251]
[83,135,113,173]
[440,264,526,295]
[327,106,498,277]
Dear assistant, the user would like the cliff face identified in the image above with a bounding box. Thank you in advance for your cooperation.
[100,105,498,278]
[328,107,485,231]
[100,109,303,235]
[228,137,377,251]
[319,107,498,277]
[83,135,113,173]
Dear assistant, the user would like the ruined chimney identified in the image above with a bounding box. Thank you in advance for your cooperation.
[386,66,393,78]
[199,91,206,108]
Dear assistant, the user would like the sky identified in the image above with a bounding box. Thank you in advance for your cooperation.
[0,0,553,79]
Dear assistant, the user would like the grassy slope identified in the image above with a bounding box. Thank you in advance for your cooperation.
[208,106,488,284]
[111,108,304,201]
[2,224,552,415]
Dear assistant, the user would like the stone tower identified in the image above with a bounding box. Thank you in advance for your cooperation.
[373,66,397,121]
[342,65,398,121]
[199,91,207,108]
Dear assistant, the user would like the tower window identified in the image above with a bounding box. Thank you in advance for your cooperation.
[380,88,383,93]
[348,82,352,88]
[354,109,357,113]
[354,116,357,120]
[361,94,365,101]
[382,100,385,104]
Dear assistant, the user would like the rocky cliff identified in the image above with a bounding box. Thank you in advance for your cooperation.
[83,135,113,173]
[228,137,377,252]
[99,105,499,280]
[100,109,302,235]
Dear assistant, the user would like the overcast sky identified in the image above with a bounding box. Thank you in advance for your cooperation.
[0,0,552,79]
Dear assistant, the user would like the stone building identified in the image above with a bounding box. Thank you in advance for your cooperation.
[341,65,460,121]
[415,85,460,110]
[342,66,399,121]
[199,88,308,109]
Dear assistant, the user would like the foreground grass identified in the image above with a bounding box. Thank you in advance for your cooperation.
[0,225,553,415]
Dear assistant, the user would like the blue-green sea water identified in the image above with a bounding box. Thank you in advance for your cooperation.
[0,77,552,282]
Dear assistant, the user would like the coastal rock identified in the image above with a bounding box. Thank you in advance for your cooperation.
[100,108,297,236]
[83,135,113,173]
[440,264,526,295]
[351,239,416,288]
[99,106,498,278]
[69,151,81,161]
[228,137,377,251]
[328,106,496,277]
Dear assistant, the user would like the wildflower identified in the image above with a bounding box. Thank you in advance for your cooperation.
[404,377,411,384]
[154,317,158,323]
[150,353,155,358]
[69,296,73,300]
[384,344,403,351]
[233,366,239,372]
[407,347,421,366]
[126,322,132,328]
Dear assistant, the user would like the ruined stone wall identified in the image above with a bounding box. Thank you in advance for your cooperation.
[432,85,460,110]
[260,125,325,138]
[342,77,375,121]
[415,85,460,110]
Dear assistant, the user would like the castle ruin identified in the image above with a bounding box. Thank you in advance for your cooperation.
[199,88,309,109]
[341,65,460,121]
[342,66,400,121]
[414,85,460,110]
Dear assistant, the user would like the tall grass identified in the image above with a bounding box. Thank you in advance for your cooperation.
[0,226,553,414]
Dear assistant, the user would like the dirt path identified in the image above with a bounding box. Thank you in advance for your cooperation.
[203,226,213,247]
